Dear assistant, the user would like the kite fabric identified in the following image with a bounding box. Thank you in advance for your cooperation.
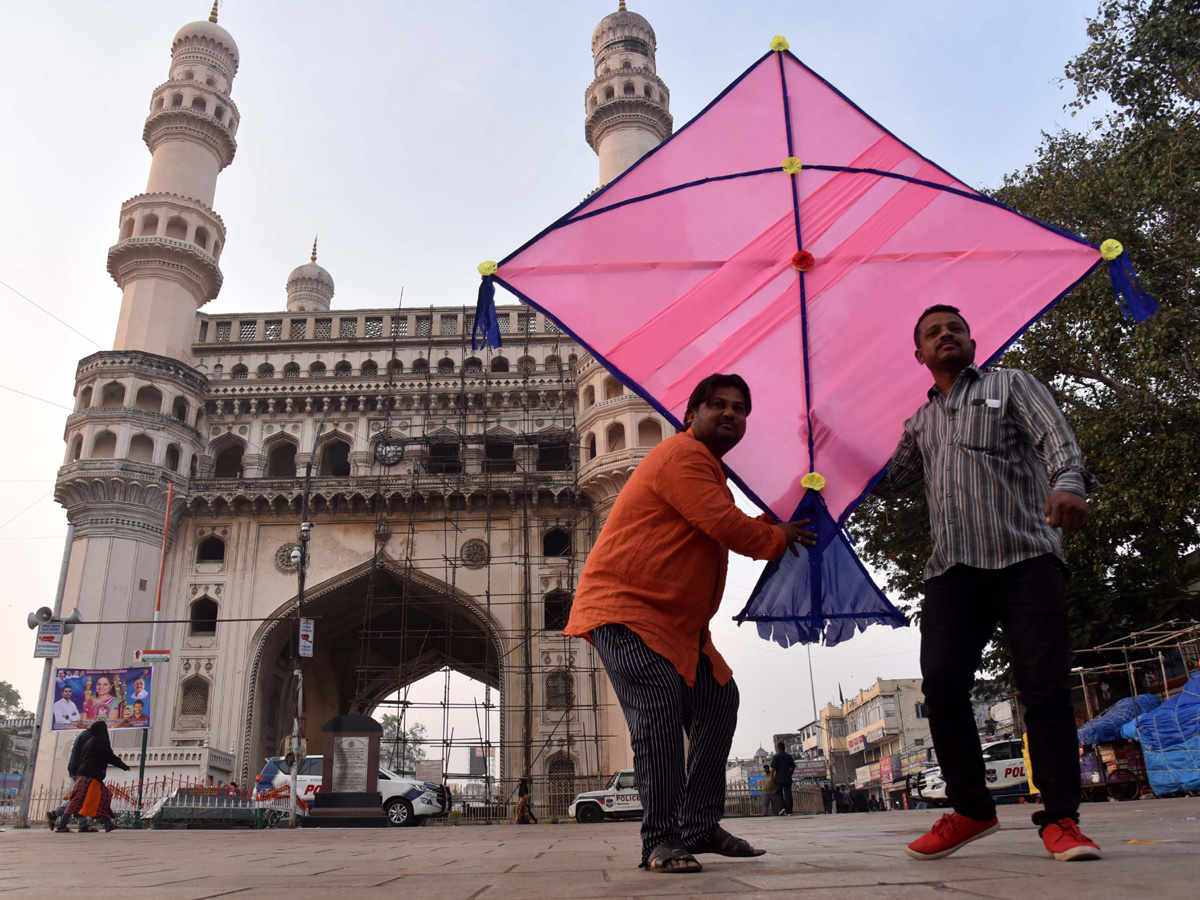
[478,45,1157,646]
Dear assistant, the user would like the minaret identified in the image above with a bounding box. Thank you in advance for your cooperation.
[286,238,336,312]
[585,1,672,187]
[108,3,240,362]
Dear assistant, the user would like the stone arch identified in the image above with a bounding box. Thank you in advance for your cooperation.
[583,385,595,408]
[189,596,218,635]
[334,360,352,377]
[317,435,351,476]
[139,214,159,236]
[491,356,509,373]
[176,673,212,729]
[264,434,299,478]
[606,421,626,453]
[190,95,207,113]
[210,435,246,478]
[165,216,188,240]
[194,226,210,250]
[128,433,154,463]
[603,376,622,400]
[546,753,577,817]
[135,385,162,412]
[241,559,507,786]
[637,418,663,447]
[604,85,615,101]
[91,431,117,459]
[196,534,226,563]
[545,669,575,710]
[257,363,275,380]
[361,359,379,378]
[309,361,326,379]
[165,443,181,472]
[69,434,83,462]
[543,590,572,631]
[121,218,135,240]
[77,385,93,410]
[542,527,571,558]
[100,381,126,407]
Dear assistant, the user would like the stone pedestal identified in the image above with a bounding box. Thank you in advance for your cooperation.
[303,713,387,828]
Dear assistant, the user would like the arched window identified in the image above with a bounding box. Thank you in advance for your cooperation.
[170,93,183,107]
[361,360,378,377]
[121,218,135,239]
[77,386,93,410]
[517,356,536,375]
[545,355,560,373]
[91,431,117,459]
[194,226,209,250]
[589,93,598,111]
[189,597,218,635]
[583,385,595,409]
[213,443,244,478]
[318,438,351,476]
[334,361,352,377]
[189,455,198,478]
[179,675,210,718]
[483,440,515,473]
[637,418,663,447]
[100,382,126,407]
[283,363,300,380]
[603,376,622,400]
[547,755,576,817]
[165,217,187,240]
[230,364,248,380]
[438,358,455,374]
[257,363,274,380]
[191,95,207,113]
[463,357,483,374]
[153,97,164,111]
[644,85,653,99]
[128,434,154,463]
[604,85,615,101]
[70,435,83,462]
[606,422,626,453]
[139,214,159,236]
[543,527,571,558]
[171,396,188,420]
[196,535,225,563]
[387,359,403,376]
[309,361,326,379]
[211,364,223,379]
[165,443,181,471]
[266,441,297,478]
[214,105,224,122]
[412,358,429,373]
[545,670,575,709]
[544,591,573,631]
[491,356,509,373]
[623,82,635,96]
[586,433,597,462]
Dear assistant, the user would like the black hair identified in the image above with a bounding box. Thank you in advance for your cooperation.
[684,373,752,425]
[913,304,970,347]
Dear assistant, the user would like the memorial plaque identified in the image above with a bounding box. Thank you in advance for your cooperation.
[332,735,370,792]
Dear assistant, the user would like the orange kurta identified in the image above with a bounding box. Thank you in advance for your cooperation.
[565,429,786,685]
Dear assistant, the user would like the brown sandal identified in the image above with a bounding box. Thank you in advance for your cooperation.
[688,826,765,857]
[645,840,704,873]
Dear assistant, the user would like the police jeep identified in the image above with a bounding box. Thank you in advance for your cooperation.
[908,737,1032,805]
[569,769,642,823]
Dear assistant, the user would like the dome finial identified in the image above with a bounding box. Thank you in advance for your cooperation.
[311,236,318,263]
[209,2,219,24]
[618,1,627,10]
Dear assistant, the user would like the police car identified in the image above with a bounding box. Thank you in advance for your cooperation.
[909,738,1031,805]
[255,756,450,826]
[570,769,642,823]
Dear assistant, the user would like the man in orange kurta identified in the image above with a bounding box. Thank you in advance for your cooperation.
[565,374,814,872]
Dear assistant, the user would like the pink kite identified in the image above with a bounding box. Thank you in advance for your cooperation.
[475,43,1156,646]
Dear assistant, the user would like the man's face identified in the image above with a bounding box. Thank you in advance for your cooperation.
[915,311,975,371]
[133,702,143,715]
[62,687,72,700]
[134,679,144,692]
[687,386,748,449]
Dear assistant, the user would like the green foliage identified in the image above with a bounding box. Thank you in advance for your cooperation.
[0,681,22,718]
[379,714,428,771]
[852,0,1200,682]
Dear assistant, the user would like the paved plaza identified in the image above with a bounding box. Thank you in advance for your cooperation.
[3,797,1199,900]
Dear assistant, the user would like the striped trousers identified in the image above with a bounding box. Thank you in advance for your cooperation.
[591,624,739,865]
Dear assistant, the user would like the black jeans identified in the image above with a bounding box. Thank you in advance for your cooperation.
[921,554,1080,828]
[774,782,793,814]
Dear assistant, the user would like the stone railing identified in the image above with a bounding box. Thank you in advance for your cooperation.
[67,405,201,442]
[75,350,209,394]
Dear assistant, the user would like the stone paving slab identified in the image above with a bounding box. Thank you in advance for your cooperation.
[1,797,1198,899]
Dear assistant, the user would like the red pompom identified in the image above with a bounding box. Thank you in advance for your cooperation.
[791,251,815,272]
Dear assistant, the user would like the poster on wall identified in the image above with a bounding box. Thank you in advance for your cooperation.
[51,667,153,731]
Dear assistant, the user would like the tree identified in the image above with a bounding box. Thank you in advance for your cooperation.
[379,714,428,773]
[0,681,26,773]
[852,0,1200,684]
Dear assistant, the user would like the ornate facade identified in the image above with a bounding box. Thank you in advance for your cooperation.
[38,4,671,807]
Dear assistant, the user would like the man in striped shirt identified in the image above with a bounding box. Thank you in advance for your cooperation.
[873,305,1102,863]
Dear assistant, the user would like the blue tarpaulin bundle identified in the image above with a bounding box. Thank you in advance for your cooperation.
[1134,672,1200,794]
[1077,694,1162,745]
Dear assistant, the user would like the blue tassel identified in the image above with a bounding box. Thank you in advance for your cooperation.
[472,276,502,350]
[1107,255,1158,322]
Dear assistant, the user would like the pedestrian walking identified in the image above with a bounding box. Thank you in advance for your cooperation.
[564,374,816,872]
[836,785,851,814]
[873,304,1102,862]
[770,742,795,815]
[514,777,538,825]
[48,729,94,832]
[821,783,834,815]
[55,722,130,833]
[760,765,776,817]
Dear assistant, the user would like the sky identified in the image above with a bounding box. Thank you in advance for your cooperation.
[0,1,1105,760]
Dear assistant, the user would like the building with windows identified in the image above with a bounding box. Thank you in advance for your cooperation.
[36,4,674,814]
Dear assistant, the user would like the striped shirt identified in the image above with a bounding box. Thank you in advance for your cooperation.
[872,365,1097,580]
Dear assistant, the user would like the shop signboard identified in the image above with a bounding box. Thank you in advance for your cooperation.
[847,734,866,753]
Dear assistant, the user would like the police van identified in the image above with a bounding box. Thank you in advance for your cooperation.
[909,738,1031,805]
[569,769,642,823]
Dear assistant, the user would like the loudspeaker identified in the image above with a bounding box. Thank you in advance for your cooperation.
[26,607,53,629]
[62,608,84,634]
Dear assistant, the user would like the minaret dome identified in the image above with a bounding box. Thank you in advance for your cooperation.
[286,238,335,312]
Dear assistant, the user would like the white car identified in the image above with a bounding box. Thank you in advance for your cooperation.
[257,755,450,826]
[909,738,1031,804]
[570,769,642,823]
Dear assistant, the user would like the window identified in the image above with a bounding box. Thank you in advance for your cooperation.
[483,440,516,473]
[257,364,274,380]
[70,435,83,461]
[387,359,403,376]
[544,591,572,630]
[179,676,211,719]
[391,317,408,337]
[604,377,622,400]
[198,321,208,342]
[416,317,431,337]
[606,422,626,453]
[365,317,383,338]
[283,363,300,380]
[194,226,210,250]
[172,397,188,420]
[314,319,332,340]
[309,362,326,378]
[339,318,357,338]
[644,85,653,99]
[318,439,351,476]
[165,444,181,471]
[637,419,663,447]
[171,93,183,108]
[437,358,454,374]
[586,433,597,462]
[215,321,231,342]
[544,355,560,372]
[230,364,248,380]
[413,358,429,373]
[463,357,483,374]
[189,597,218,635]
[517,356,536,375]
[497,314,511,334]
[127,434,154,464]
[361,360,378,377]
[915,702,929,719]
[264,320,282,341]
[491,357,509,373]
[289,319,307,340]
[517,314,535,333]
[101,382,126,407]
[191,95,207,113]
[213,444,244,478]
[427,442,461,475]
[440,314,459,335]
[547,756,576,817]
[604,85,615,101]
[135,385,163,412]
[266,442,297,478]
[334,361,352,377]
[196,535,226,563]
[543,528,571,557]
[545,670,574,710]
[537,441,570,472]
[623,82,635,96]
[583,386,595,408]
[239,321,257,341]
[91,431,117,459]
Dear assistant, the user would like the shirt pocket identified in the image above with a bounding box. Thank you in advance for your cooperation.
[960,404,1001,451]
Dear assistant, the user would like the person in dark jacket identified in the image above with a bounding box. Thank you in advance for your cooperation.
[49,730,94,831]
[514,777,538,824]
[56,722,130,832]
[770,743,795,815]
[821,782,834,815]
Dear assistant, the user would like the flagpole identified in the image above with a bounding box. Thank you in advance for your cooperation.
[139,479,173,813]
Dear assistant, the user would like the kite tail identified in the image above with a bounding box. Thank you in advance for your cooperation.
[1107,255,1157,322]
[473,275,502,350]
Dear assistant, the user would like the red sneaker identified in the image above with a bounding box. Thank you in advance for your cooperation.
[1041,819,1102,861]
[905,812,999,860]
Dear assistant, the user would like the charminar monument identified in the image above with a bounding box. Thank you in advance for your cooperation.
[37,2,676,814]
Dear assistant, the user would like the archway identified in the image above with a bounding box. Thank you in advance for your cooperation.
[243,560,505,785]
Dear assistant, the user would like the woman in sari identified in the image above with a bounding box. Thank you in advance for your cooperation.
[55,721,130,832]
[514,777,537,824]
[83,674,123,724]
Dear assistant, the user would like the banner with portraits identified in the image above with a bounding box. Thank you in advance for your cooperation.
[52,667,153,731]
